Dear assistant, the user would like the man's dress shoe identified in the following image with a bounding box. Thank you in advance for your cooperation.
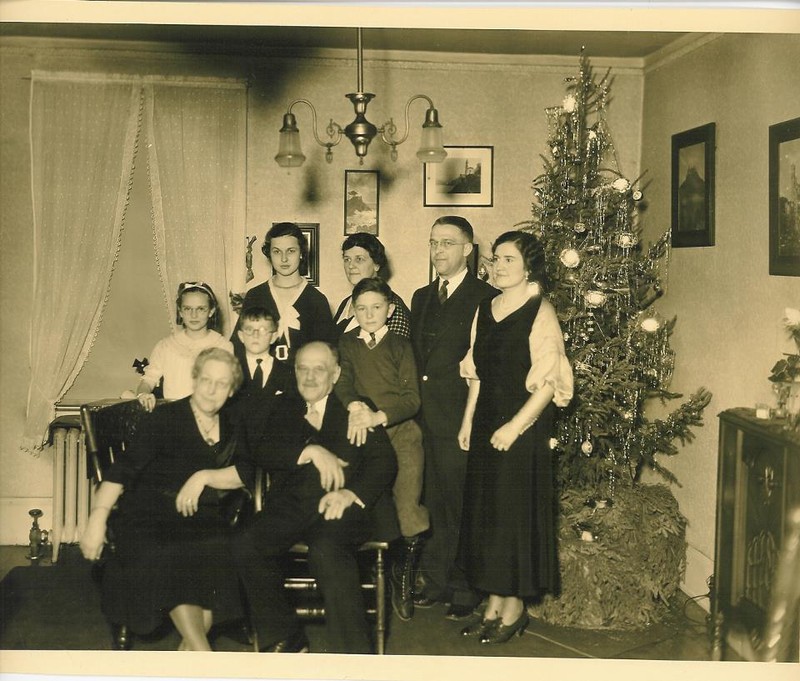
[412,595,438,608]
[445,603,475,620]
[260,630,310,653]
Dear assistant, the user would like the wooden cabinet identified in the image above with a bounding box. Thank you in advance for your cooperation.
[711,409,800,661]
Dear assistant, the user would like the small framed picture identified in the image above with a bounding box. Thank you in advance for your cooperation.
[769,116,800,276]
[344,170,379,235]
[424,145,494,207]
[671,123,715,247]
[273,222,320,286]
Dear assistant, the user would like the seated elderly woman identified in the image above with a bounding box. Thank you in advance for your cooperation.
[80,347,250,651]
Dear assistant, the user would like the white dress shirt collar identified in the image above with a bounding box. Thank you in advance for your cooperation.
[438,266,469,296]
[358,324,389,347]
[245,352,273,387]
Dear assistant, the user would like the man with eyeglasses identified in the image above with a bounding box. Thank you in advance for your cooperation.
[409,216,497,621]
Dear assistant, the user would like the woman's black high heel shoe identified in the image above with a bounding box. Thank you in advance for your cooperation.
[479,611,529,644]
[460,617,499,637]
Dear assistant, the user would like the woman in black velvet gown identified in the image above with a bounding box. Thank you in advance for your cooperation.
[80,348,251,651]
[456,231,573,644]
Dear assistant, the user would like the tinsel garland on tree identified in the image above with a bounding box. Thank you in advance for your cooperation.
[512,50,712,496]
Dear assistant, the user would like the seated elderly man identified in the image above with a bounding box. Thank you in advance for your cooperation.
[233,341,398,654]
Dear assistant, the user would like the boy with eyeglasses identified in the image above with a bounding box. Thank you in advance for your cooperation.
[229,306,295,446]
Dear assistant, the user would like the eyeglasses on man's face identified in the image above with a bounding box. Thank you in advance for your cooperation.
[429,239,466,251]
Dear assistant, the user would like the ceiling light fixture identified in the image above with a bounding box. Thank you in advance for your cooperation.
[275,28,447,168]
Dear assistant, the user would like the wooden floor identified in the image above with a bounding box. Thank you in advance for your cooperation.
[0,544,728,661]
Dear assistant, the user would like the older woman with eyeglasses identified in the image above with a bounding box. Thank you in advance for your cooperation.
[82,347,252,651]
[133,282,234,411]
[333,232,411,339]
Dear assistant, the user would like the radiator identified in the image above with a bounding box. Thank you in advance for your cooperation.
[50,420,91,562]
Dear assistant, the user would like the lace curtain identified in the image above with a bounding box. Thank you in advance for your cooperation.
[23,72,142,453]
[23,74,247,453]
[146,80,247,335]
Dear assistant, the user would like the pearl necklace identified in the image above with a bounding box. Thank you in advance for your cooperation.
[191,403,219,445]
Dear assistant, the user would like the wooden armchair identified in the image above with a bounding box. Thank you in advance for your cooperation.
[80,398,152,649]
[253,469,393,654]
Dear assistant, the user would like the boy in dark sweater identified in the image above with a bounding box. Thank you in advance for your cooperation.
[335,277,429,622]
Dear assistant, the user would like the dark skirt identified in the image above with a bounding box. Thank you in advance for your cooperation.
[101,490,242,635]
[457,402,558,600]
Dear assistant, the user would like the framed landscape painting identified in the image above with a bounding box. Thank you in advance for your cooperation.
[671,123,715,248]
[424,146,494,207]
[344,170,379,235]
[769,116,800,276]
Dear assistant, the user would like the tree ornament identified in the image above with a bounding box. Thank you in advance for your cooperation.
[581,439,594,455]
[640,315,662,333]
[574,221,587,233]
[611,177,630,193]
[560,248,581,268]
[585,497,613,509]
[584,290,607,308]
[562,94,577,113]
[549,437,559,450]
[615,232,638,249]
[574,521,598,542]
[632,190,643,201]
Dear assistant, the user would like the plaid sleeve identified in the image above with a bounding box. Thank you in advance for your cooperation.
[387,292,412,339]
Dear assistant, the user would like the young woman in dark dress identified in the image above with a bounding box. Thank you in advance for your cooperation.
[80,348,251,651]
[456,231,573,644]
[235,222,336,364]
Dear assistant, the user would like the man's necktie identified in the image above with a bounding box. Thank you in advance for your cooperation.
[367,332,377,349]
[438,279,449,304]
[252,358,263,388]
[305,403,322,430]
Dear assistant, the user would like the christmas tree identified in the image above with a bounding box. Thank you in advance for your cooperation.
[518,51,711,497]
[510,52,712,627]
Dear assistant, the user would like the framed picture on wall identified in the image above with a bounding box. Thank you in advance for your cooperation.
[769,116,800,276]
[344,170,379,235]
[424,146,494,207]
[671,123,715,247]
[273,222,320,286]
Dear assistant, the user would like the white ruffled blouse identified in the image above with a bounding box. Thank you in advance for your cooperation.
[460,295,574,407]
